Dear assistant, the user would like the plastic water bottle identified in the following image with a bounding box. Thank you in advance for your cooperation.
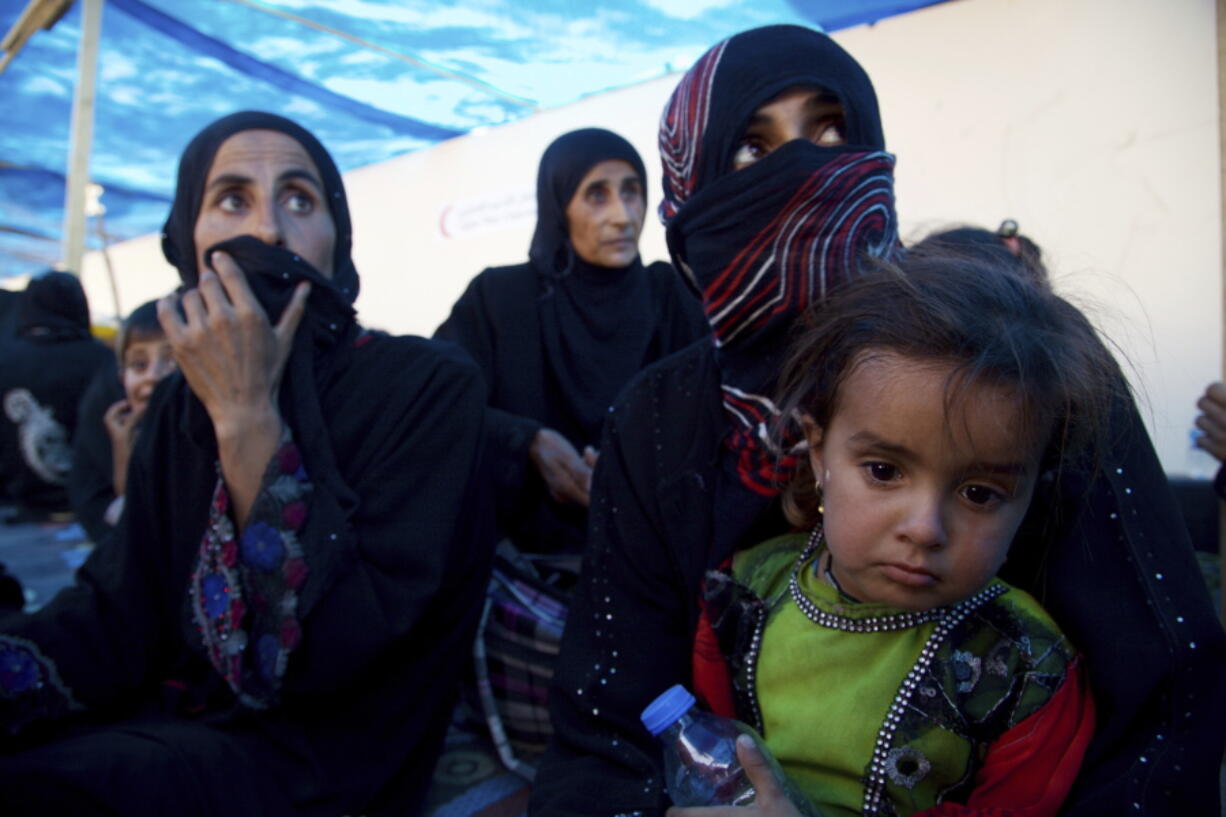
[641,684,779,807]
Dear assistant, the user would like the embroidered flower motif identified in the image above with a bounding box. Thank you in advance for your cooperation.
[240,522,285,571]
[282,500,307,531]
[229,598,246,628]
[952,649,982,693]
[0,643,40,692]
[257,634,281,681]
[201,573,230,619]
[283,557,308,590]
[885,745,931,789]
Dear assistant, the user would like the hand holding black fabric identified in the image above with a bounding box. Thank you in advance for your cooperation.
[158,249,310,529]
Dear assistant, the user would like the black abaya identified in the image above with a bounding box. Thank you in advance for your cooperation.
[0,114,496,817]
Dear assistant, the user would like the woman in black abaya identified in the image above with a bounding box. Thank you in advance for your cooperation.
[531,24,1225,817]
[0,272,111,517]
[436,128,707,555]
[0,111,494,817]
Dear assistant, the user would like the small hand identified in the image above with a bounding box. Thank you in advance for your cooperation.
[530,428,594,507]
[103,398,145,452]
[1195,381,1226,462]
[103,398,146,496]
[583,445,600,471]
[666,735,808,817]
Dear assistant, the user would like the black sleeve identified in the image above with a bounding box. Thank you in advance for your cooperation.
[274,346,495,699]
[435,271,543,516]
[530,381,691,817]
[68,365,122,546]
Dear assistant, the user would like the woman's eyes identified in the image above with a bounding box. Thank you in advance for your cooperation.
[285,191,315,214]
[815,118,847,146]
[620,182,643,202]
[732,140,766,168]
[213,189,316,214]
[216,192,245,213]
[733,118,845,169]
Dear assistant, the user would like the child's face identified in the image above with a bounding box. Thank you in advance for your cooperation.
[804,351,1043,612]
[122,334,176,413]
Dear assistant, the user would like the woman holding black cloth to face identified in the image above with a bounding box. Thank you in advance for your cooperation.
[0,111,494,817]
[436,128,708,555]
[531,24,1225,817]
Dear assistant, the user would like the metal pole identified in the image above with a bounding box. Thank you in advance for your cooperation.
[60,0,103,276]
[94,211,120,319]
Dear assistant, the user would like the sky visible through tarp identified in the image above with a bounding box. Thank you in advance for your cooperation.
[0,0,946,279]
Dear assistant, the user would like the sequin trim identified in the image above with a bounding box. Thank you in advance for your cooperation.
[0,633,84,734]
[788,527,951,632]
[188,429,311,708]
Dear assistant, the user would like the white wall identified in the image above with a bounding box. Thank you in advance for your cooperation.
[82,0,1221,476]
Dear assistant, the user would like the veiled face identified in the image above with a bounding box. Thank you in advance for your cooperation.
[731,85,846,171]
[193,129,336,279]
[564,159,646,268]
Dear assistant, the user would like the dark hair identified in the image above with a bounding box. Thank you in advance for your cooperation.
[116,299,167,365]
[774,248,1121,527]
[912,221,1048,290]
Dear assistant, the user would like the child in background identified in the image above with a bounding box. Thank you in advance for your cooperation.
[688,250,1117,817]
[69,299,176,542]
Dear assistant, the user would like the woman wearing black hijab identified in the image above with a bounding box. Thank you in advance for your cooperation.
[0,271,111,517]
[436,128,707,555]
[0,112,494,817]
[531,25,1224,817]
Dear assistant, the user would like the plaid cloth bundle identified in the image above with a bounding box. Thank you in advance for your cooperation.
[474,547,573,779]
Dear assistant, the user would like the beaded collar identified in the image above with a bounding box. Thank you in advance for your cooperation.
[788,526,1004,633]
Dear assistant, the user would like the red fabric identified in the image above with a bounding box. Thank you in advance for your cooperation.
[691,569,738,719]
[910,656,1096,817]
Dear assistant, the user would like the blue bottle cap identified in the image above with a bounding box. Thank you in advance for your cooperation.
[641,684,697,736]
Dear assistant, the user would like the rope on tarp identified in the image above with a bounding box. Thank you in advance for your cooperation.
[107,0,465,142]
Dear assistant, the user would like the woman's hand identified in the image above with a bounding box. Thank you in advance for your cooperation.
[1195,382,1226,462]
[158,251,310,528]
[158,252,308,436]
[103,398,146,496]
[530,428,594,507]
[666,735,814,817]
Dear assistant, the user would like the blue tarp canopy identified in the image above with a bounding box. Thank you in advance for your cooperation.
[0,0,946,278]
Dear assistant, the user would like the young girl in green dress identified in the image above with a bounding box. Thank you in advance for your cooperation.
[687,249,1119,817]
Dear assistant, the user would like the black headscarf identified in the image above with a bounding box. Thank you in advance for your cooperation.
[161,110,359,304]
[658,24,897,495]
[18,271,92,341]
[530,128,659,445]
[158,114,360,547]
